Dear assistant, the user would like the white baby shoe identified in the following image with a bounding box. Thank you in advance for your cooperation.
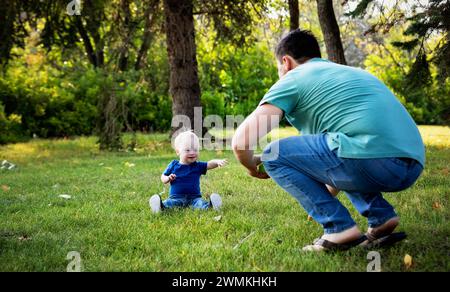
[149,195,162,214]
[209,193,222,210]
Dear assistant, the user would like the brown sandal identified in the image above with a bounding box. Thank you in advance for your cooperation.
[303,235,367,252]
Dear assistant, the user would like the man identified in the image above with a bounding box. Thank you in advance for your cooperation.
[232,29,425,252]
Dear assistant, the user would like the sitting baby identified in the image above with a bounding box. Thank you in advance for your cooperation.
[149,130,227,213]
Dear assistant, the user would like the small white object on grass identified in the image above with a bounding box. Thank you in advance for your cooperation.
[1,160,16,170]
[58,194,72,199]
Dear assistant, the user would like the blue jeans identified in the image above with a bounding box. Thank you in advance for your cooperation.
[162,194,210,210]
[262,134,423,234]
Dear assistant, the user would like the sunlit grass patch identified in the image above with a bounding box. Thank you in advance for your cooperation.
[0,126,448,271]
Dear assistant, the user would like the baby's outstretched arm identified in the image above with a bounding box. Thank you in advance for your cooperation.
[207,159,228,170]
[161,174,176,184]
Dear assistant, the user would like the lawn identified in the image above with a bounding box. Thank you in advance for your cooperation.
[0,126,449,271]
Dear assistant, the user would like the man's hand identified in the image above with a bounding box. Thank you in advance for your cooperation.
[248,166,270,179]
[231,104,283,180]
[247,155,270,179]
[168,174,176,182]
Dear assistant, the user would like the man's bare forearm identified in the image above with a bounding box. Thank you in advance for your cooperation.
[233,149,255,171]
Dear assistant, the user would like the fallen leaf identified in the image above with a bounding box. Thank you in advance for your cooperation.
[307,215,313,221]
[404,254,413,269]
[125,162,135,168]
[58,194,72,199]
[1,185,10,192]
[432,202,442,210]
[213,215,222,222]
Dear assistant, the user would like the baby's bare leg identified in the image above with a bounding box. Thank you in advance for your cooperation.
[326,184,340,197]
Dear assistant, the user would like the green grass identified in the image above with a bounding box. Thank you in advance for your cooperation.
[0,126,449,271]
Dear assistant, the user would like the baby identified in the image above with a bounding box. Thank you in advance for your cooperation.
[149,130,228,213]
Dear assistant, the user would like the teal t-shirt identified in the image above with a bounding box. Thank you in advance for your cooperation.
[259,58,425,166]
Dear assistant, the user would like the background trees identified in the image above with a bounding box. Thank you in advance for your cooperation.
[316,0,347,64]
[0,0,448,147]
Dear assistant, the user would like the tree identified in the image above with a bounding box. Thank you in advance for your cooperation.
[348,0,450,123]
[288,0,299,31]
[163,0,202,135]
[316,0,347,64]
[162,0,267,135]
[135,0,161,70]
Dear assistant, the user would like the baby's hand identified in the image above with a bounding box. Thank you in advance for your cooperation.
[168,174,177,182]
[207,159,228,170]
[216,159,228,168]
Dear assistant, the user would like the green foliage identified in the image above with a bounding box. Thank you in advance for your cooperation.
[0,34,173,144]
[364,32,450,125]
[345,0,374,18]
[198,36,278,118]
[0,102,25,144]
[1,0,449,146]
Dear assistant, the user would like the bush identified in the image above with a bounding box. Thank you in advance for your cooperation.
[0,102,25,144]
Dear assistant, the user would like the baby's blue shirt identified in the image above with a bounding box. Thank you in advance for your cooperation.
[163,160,208,196]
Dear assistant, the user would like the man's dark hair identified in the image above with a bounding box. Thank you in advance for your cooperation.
[275,29,321,63]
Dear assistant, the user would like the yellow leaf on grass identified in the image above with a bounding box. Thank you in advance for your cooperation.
[432,202,442,210]
[404,254,413,269]
[1,185,10,192]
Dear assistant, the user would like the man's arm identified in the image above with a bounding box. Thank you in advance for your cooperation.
[231,103,283,179]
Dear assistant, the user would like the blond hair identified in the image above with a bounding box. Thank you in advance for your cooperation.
[173,130,200,151]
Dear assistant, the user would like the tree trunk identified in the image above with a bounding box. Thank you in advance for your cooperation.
[135,0,160,70]
[163,0,202,135]
[118,0,132,71]
[74,17,98,67]
[316,0,347,65]
[0,1,17,66]
[288,0,299,31]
